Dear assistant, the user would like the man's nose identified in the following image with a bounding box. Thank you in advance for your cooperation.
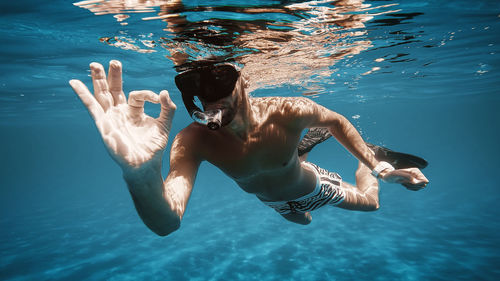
[203,100,226,110]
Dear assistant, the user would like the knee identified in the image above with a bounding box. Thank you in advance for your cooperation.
[294,212,312,225]
[301,212,312,225]
[365,202,380,212]
[359,194,380,211]
[282,212,312,225]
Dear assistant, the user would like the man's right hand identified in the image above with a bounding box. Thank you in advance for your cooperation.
[69,60,177,174]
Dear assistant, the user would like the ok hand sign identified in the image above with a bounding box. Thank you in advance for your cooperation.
[69,60,177,172]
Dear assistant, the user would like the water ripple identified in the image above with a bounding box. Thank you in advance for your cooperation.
[74,0,402,92]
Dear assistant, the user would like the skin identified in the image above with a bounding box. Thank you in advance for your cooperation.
[69,60,429,236]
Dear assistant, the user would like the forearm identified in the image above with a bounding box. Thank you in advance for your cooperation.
[297,98,379,169]
[123,164,181,236]
[328,114,378,170]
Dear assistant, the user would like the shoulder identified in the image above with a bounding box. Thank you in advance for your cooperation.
[251,96,322,118]
[170,123,207,160]
[250,96,337,130]
[251,96,315,106]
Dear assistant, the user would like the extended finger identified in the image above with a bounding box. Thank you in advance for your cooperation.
[403,183,426,191]
[408,168,429,183]
[90,62,113,111]
[108,60,126,105]
[158,90,177,130]
[69,79,104,121]
[403,183,420,191]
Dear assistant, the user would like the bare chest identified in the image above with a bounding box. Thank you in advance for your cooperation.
[202,124,302,182]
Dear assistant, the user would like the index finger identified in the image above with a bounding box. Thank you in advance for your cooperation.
[69,79,105,121]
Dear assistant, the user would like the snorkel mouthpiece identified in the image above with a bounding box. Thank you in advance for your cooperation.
[192,109,223,130]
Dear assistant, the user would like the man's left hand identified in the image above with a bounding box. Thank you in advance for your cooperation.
[380,168,429,191]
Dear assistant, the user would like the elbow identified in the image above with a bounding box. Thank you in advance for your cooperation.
[151,217,181,237]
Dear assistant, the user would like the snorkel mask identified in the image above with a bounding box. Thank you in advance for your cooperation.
[175,63,240,130]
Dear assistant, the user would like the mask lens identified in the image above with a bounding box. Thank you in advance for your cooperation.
[175,71,200,95]
[175,64,240,103]
[211,65,239,100]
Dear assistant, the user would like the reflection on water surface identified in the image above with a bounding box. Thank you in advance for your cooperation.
[74,0,404,92]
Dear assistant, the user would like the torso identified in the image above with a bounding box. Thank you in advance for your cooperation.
[185,97,318,201]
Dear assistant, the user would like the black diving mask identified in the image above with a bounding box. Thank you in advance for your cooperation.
[175,63,240,130]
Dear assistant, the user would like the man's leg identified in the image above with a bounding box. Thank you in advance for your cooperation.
[281,212,312,225]
[277,162,379,225]
[297,128,380,212]
[337,161,380,211]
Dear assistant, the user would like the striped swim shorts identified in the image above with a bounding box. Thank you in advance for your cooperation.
[258,162,345,214]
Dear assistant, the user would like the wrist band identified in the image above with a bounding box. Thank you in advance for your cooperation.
[371,161,395,178]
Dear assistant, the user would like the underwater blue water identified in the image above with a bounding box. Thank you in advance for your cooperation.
[1,0,499,280]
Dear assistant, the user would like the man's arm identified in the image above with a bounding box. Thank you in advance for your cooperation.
[123,132,201,236]
[69,60,199,236]
[289,97,378,169]
[288,97,428,188]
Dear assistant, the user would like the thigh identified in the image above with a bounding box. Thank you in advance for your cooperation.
[336,182,379,211]
[341,181,356,189]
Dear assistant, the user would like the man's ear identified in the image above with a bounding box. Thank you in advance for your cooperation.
[240,71,250,89]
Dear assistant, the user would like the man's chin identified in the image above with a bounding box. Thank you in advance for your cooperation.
[220,108,237,127]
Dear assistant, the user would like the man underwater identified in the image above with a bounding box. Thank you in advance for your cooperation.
[69,60,429,236]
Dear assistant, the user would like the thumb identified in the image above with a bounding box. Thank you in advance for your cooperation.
[158,90,177,131]
[159,90,177,110]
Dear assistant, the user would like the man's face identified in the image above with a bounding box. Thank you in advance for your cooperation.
[201,83,240,127]
[175,63,242,128]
